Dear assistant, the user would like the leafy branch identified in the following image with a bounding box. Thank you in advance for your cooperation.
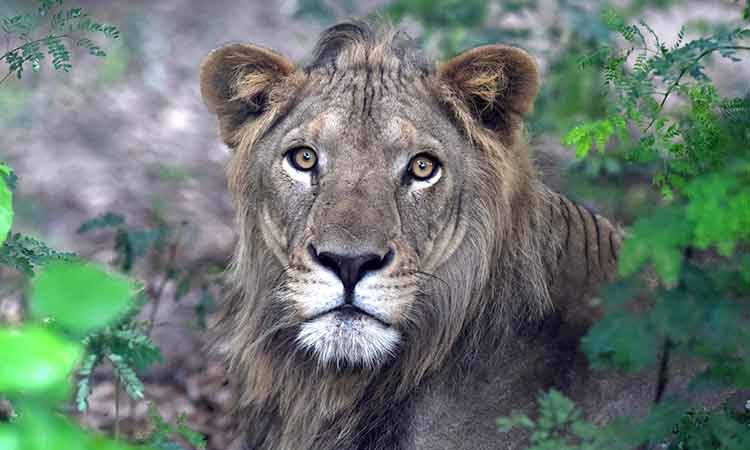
[1,0,119,84]
[645,44,750,131]
[505,6,750,450]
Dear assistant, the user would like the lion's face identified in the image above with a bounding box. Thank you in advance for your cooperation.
[250,84,473,367]
[200,25,541,372]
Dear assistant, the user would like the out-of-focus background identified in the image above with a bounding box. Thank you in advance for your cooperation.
[1,1,748,449]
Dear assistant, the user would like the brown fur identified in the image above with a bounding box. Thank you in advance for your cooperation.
[202,22,634,450]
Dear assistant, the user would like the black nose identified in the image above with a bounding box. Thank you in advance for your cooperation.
[310,246,393,295]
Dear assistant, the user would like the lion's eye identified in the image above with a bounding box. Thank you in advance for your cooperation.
[408,154,438,180]
[288,147,318,172]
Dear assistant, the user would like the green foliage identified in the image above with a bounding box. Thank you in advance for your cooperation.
[142,404,207,450]
[563,9,750,195]
[0,406,141,450]
[0,326,81,397]
[0,260,150,450]
[559,9,750,278]
[0,3,206,444]
[498,389,601,450]
[0,232,75,276]
[668,407,750,450]
[0,163,13,246]
[500,390,750,450]
[502,5,750,450]
[561,116,627,158]
[616,206,692,283]
[76,319,163,412]
[78,212,126,234]
[31,261,136,335]
[0,0,119,82]
[1,183,207,448]
[71,212,218,448]
[78,211,222,325]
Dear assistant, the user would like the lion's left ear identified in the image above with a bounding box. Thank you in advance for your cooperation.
[438,45,540,139]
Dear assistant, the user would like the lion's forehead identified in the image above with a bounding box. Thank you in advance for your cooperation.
[297,109,418,147]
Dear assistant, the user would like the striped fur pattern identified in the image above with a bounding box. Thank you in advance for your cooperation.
[201,21,624,450]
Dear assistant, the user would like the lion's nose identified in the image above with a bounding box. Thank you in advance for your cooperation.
[310,246,394,295]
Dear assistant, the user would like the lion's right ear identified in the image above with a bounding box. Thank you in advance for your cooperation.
[438,45,539,143]
[200,43,295,147]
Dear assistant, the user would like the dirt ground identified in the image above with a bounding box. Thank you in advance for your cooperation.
[0,0,746,448]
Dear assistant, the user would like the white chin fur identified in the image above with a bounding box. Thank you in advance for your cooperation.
[297,313,400,368]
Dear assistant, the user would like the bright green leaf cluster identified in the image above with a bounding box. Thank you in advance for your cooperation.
[684,163,750,256]
[143,403,207,450]
[0,260,152,450]
[562,117,627,158]
[0,163,13,246]
[511,6,750,450]
[0,326,81,396]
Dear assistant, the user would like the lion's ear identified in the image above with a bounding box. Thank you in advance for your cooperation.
[438,45,539,139]
[200,43,295,147]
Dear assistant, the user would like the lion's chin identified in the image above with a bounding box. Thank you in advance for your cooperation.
[296,310,401,369]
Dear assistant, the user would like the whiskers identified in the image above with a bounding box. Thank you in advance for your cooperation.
[413,269,450,292]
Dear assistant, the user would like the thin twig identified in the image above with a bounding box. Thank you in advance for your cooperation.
[644,45,750,131]
[0,70,12,85]
[127,397,135,440]
[114,376,121,441]
[654,337,673,404]
[146,226,183,337]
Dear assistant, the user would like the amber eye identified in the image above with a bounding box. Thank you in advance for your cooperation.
[409,154,439,180]
[288,147,318,171]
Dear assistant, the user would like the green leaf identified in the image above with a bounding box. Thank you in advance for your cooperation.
[582,310,659,371]
[176,413,207,450]
[562,118,623,158]
[11,401,147,450]
[108,353,144,400]
[617,206,692,284]
[497,414,534,432]
[77,212,125,234]
[144,403,206,450]
[0,233,75,275]
[75,352,100,412]
[0,163,14,246]
[174,273,192,302]
[0,426,20,450]
[0,326,82,395]
[30,261,136,335]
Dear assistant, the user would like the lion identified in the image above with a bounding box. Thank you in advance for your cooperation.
[198,21,691,450]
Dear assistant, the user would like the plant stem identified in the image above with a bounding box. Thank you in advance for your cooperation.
[654,337,672,404]
[0,70,12,85]
[127,397,135,440]
[146,226,183,337]
[114,376,121,441]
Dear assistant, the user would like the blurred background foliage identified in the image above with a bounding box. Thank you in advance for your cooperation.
[1,0,749,449]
